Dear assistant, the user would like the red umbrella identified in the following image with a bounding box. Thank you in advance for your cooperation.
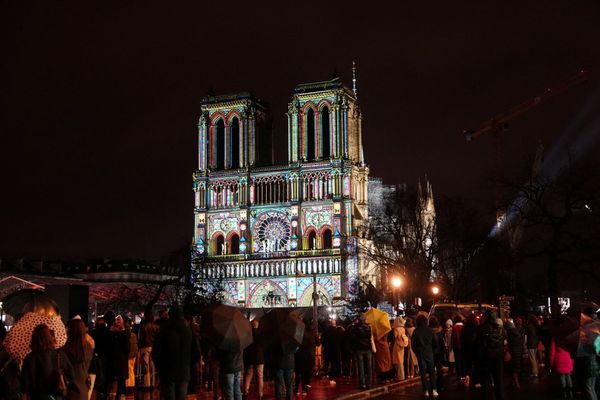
[4,312,67,362]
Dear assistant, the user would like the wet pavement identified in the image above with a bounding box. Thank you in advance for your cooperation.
[377,373,561,400]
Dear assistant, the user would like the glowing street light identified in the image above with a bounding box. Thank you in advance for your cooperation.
[431,286,440,296]
[392,276,403,288]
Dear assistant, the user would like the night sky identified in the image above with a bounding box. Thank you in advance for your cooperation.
[1,2,599,260]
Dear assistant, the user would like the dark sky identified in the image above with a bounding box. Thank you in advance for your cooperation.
[1,2,599,260]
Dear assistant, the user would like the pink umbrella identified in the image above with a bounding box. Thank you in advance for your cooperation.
[4,312,67,362]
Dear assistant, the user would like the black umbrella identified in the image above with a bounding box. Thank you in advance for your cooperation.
[1,289,59,320]
[200,304,253,352]
[259,308,305,352]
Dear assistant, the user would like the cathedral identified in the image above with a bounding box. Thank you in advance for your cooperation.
[192,76,374,309]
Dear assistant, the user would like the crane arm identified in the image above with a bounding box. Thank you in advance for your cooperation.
[464,70,589,141]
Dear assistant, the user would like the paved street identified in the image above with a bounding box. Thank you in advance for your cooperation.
[377,373,560,400]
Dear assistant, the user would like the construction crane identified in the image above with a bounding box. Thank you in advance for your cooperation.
[464,69,589,141]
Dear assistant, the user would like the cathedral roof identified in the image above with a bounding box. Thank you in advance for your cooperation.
[200,92,265,106]
[293,77,345,94]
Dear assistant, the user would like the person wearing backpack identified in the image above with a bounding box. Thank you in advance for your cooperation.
[477,311,505,400]
[391,317,409,381]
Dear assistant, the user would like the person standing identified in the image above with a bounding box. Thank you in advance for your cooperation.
[62,318,94,400]
[550,337,574,399]
[404,317,419,379]
[444,319,455,373]
[350,313,373,390]
[411,315,438,398]
[243,319,265,400]
[138,308,159,389]
[460,314,478,388]
[505,320,524,390]
[321,319,342,382]
[153,305,194,400]
[429,316,445,391]
[524,315,540,378]
[391,317,409,381]
[90,316,110,400]
[106,315,130,400]
[272,343,296,400]
[21,324,75,400]
[477,312,505,400]
[573,307,600,400]
[294,320,317,396]
[451,316,464,384]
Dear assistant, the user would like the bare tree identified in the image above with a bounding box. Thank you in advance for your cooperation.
[499,157,600,314]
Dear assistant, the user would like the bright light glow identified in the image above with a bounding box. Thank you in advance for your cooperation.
[240,222,247,231]
[239,242,247,252]
[432,286,440,295]
[391,276,402,288]
[291,220,298,228]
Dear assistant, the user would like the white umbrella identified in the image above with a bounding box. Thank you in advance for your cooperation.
[4,312,67,362]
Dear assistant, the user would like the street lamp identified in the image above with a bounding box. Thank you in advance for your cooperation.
[391,276,403,315]
[431,285,440,305]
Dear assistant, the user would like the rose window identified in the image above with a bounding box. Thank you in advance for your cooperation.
[254,212,291,252]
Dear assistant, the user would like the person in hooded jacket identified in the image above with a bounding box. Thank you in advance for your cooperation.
[391,317,408,381]
[411,315,438,398]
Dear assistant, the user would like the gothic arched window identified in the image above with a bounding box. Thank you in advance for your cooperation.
[214,234,225,255]
[321,106,330,159]
[230,117,240,169]
[322,228,333,249]
[215,119,225,170]
[307,230,317,250]
[306,108,315,161]
[230,233,240,254]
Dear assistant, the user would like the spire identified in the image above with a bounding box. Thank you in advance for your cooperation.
[352,61,358,98]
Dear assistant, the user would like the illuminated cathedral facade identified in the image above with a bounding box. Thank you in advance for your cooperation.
[192,77,373,308]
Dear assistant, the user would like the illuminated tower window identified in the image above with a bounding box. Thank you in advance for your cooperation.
[230,117,240,169]
[321,106,330,159]
[306,108,315,161]
[214,234,225,255]
[216,119,225,170]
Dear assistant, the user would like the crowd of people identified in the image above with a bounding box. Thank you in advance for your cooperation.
[0,304,599,400]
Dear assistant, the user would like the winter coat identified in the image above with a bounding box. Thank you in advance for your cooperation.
[550,340,573,375]
[391,327,408,365]
[524,320,539,349]
[217,349,244,374]
[295,328,317,370]
[374,336,392,373]
[63,338,94,400]
[451,322,464,352]
[350,321,372,352]
[106,329,130,380]
[411,326,437,363]
[153,319,194,382]
[138,319,159,348]
[506,326,524,373]
[21,349,75,400]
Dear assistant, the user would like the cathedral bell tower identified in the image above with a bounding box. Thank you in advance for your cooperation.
[286,77,364,166]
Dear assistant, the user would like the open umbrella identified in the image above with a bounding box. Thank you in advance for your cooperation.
[259,308,305,352]
[200,304,253,352]
[4,312,67,362]
[2,289,59,320]
[364,307,391,339]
